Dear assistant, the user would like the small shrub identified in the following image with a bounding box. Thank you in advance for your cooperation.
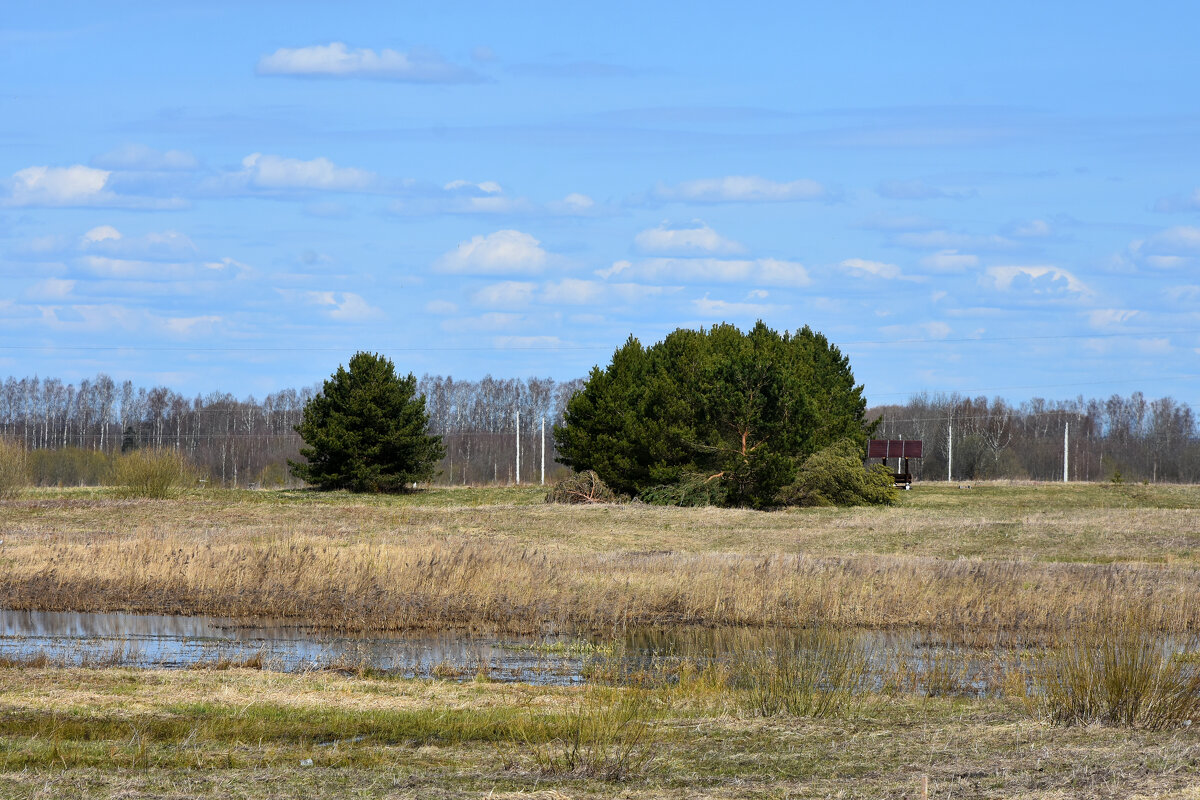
[28,447,113,487]
[731,628,870,718]
[775,439,897,507]
[0,439,30,499]
[546,470,618,504]
[525,686,663,781]
[113,448,196,499]
[1034,614,1200,729]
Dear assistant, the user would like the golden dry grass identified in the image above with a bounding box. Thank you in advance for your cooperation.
[1,482,1198,637]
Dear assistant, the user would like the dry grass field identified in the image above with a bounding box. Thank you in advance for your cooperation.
[1,481,1199,798]
[0,665,1198,799]
[1,482,1199,638]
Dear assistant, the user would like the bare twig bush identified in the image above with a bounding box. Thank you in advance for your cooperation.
[546,470,617,504]
[525,686,664,781]
[113,448,196,499]
[0,439,30,499]
[730,628,871,717]
[1033,612,1200,729]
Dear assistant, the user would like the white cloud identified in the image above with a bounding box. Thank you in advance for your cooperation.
[634,221,744,255]
[654,175,825,203]
[435,230,548,274]
[8,165,109,205]
[425,300,459,314]
[693,295,775,316]
[201,257,250,274]
[1136,338,1172,355]
[83,225,122,243]
[441,312,523,332]
[893,230,1015,251]
[25,278,75,300]
[540,279,668,305]
[920,249,978,272]
[1165,285,1200,303]
[239,153,376,192]
[876,179,974,200]
[1088,309,1139,328]
[82,228,198,260]
[305,291,383,322]
[445,179,503,194]
[601,257,810,287]
[1154,188,1200,213]
[4,164,184,209]
[838,258,905,280]
[984,265,1090,296]
[1009,219,1052,238]
[78,256,169,280]
[257,42,479,83]
[163,315,222,335]
[471,281,536,307]
[560,193,593,210]
[922,321,952,338]
[1140,225,1200,255]
[93,144,198,171]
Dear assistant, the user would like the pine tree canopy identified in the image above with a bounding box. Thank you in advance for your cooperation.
[289,352,445,492]
[553,322,871,508]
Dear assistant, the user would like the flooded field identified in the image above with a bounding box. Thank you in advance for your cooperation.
[0,607,1056,695]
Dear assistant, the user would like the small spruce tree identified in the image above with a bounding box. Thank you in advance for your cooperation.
[289,352,445,492]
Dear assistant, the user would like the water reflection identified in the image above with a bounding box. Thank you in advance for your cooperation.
[0,608,1126,696]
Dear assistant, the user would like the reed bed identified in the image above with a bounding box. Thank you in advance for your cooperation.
[4,527,1200,638]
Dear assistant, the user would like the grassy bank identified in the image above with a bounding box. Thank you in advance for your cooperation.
[0,665,1196,799]
[2,482,1199,637]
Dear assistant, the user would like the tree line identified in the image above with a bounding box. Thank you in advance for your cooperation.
[869,392,1200,483]
[1,372,1195,487]
[0,373,582,487]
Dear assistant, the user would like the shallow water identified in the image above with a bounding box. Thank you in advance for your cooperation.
[0,609,591,683]
[0,608,1050,693]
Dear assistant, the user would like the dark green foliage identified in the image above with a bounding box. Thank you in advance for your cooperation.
[554,322,871,508]
[639,473,729,507]
[290,352,445,492]
[775,439,897,507]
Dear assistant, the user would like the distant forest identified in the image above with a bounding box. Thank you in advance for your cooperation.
[1,373,1196,487]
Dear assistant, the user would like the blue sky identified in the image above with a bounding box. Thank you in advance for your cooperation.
[3,1,1199,405]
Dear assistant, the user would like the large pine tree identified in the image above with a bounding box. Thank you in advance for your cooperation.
[290,352,445,492]
[553,322,870,508]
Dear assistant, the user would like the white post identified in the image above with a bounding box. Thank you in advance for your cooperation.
[1063,422,1069,483]
[948,421,953,482]
[540,416,545,486]
[515,410,520,485]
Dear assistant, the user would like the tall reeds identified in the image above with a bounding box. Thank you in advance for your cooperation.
[4,529,1200,637]
[730,628,870,717]
[1033,612,1200,729]
[0,438,30,499]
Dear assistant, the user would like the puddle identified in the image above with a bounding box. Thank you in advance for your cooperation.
[1,608,1145,695]
[0,609,592,683]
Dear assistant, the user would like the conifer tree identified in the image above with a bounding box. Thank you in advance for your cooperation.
[290,352,444,492]
[554,322,871,508]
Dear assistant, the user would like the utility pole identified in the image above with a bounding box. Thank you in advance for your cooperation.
[515,410,520,485]
[947,420,953,482]
[540,416,545,486]
[1063,422,1069,483]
